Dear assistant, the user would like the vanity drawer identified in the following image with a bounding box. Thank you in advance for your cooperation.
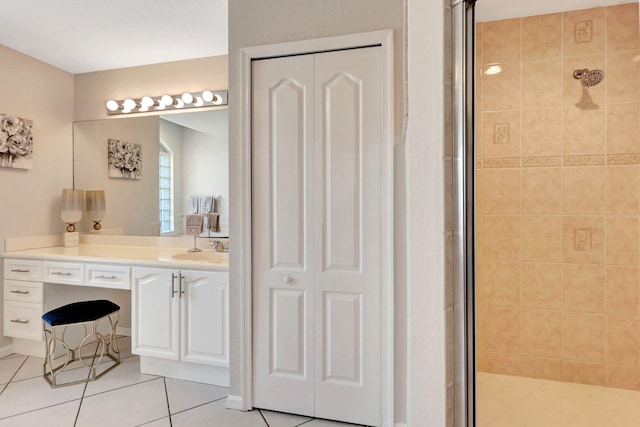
[4,301,44,341]
[4,259,43,281]
[43,261,85,285]
[85,264,131,290]
[4,280,44,303]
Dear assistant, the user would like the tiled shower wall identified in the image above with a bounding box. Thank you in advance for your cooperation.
[476,3,640,390]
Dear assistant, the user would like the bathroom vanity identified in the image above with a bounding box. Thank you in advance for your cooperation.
[2,235,229,387]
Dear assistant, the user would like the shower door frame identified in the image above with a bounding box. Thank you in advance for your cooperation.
[451,0,476,426]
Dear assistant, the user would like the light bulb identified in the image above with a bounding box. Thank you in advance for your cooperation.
[194,96,204,107]
[141,96,155,108]
[175,99,185,108]
[211,95,221,105]
[201,90,214,102]
[181,92,194,104]
[161,95,175,106]
[106,100,120,111]
[123,98,137,110]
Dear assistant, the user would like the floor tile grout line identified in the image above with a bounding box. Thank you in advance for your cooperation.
[258,408,270,426]
[168,395,229,417]
[163,377,173,427]
[83,376,163,399]
[0,353,25,361]
[73,340,102,426]
[135,415,172,427]
[74,376,90,427]
[0,398,83,422]
[0,355,29,396]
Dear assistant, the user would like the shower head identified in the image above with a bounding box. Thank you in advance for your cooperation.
[573,68,605,87]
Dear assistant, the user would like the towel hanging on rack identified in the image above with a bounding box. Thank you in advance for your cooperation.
[185,214,204,236]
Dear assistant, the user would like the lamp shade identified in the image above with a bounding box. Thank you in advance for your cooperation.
[86,190,106,230]
[61,189,84,232]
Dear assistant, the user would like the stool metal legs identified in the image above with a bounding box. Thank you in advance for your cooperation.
[43,311,121,388]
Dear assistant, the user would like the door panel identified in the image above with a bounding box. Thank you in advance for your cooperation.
[252,54,315,416]
[271,78,308,270]
[314,47,382,426]
[323,292,362,385]
[131,267,179,360]
[322,72,362,272]
[181,270,229,366]
[270,288,307,377]
[253,46,383,426]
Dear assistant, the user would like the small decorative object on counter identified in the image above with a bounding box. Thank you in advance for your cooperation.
[86,190,106,230]
[61,189,83,247]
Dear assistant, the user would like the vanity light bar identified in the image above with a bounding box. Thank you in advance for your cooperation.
[105,90,228,115]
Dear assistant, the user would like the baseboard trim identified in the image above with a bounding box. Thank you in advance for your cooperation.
[0,344,13,358]
[226,395,244,411]
[395,423,407,427]
[116,327,131,336]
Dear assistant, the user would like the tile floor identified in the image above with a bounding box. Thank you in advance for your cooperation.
[0,336,363,427]
[477,372,640,427]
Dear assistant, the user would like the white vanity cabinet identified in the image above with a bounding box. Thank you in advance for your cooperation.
[3,244,229,386]
[131,267,229,367]
[3,259,44,341]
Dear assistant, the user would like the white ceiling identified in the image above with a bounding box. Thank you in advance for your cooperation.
[0,0,633,73]
[0,0,227,74]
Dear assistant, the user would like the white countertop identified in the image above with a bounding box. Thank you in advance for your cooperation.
[2,244,229,272]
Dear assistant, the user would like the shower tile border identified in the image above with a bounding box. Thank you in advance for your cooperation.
[478,153,640,169]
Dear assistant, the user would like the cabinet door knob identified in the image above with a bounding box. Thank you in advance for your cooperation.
[283,276,293,284]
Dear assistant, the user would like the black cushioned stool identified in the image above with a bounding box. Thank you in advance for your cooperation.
[42,300,120,388]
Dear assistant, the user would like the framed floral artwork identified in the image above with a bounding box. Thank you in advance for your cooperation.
[0,114,33,170]
[108,138,142,179]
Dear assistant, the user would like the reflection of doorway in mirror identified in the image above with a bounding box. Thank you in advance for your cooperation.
[107,138,142,180]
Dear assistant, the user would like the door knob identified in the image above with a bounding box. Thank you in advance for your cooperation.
[283,276,293,284]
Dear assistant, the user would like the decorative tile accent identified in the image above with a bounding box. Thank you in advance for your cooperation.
[574,20,593,43]
[563,154,606,166]
[483,157,520,168]
[493,123,510,144]
[574,229,592,251]
[522,156,562,167]
[607,153,640,165]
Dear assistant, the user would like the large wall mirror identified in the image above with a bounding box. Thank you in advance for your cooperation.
[73,108,229,237]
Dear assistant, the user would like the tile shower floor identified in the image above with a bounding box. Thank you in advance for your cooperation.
[0,337,362,427]
[478,372,640,427]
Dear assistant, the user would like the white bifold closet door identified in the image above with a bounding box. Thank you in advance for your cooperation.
[252,46,383,427]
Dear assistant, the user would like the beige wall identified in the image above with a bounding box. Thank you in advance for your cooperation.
[476,3,640,391]
[73,117,160,235]
[0,44,74,349]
